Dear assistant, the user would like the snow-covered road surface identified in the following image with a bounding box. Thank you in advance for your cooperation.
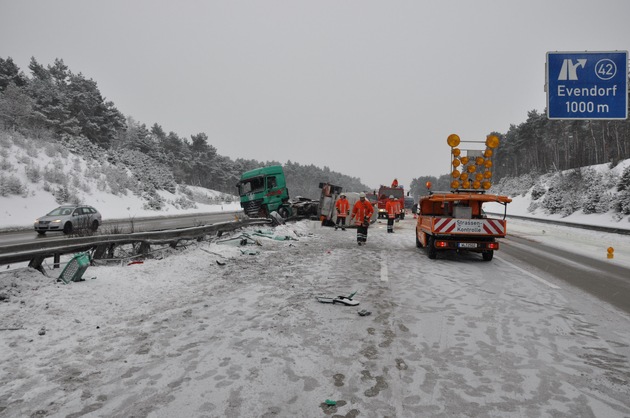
[1,218,629,417]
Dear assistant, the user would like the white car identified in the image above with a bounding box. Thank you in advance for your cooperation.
[34,205,102,235]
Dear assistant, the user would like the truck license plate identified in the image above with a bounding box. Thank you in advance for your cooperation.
[458,242,477,249]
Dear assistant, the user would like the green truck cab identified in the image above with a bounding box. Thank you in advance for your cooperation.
[236,165,292,218]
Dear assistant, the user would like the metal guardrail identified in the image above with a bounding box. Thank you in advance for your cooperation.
[0,218,272,268]
[487,213,630,236]
[0,210,245,234]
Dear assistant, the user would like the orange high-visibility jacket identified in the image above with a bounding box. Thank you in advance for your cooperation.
[351,199,374,226]
[386,200,397,219]
[335,197,350,218]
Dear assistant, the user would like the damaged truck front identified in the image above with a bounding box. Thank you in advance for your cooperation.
[236,165,319,220]
[237,165,292,219]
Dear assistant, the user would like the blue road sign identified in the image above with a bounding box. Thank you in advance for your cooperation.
[547,51,628,120]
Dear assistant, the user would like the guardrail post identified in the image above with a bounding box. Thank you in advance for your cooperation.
[138,242,150,255]
[93,245,107,259]
[28,255,46,275]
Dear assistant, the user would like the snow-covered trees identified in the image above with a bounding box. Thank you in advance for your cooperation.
[495,111,630,181]
[0,57,27,90]
[616,166,630,215]
[494,166,623,219]
[617,166,630,192]
[7,58,127,147]
[0,55,373,201]
[283,160,370,199]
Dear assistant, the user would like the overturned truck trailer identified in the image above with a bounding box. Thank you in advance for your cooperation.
[318,183,377,227]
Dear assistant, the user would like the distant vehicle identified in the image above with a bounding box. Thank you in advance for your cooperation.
[376,183,405,219]
[404,196,414,210]
[34,205,102,235]
[365,192,378,205]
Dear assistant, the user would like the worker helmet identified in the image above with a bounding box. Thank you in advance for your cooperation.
[359,192,366,198]
[389,195,394,199]
[340,194,346,198]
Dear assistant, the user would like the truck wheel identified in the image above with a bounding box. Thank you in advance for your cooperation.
[427,236,437,259]
[278,207,290,219]
[415,229,423,248]
[482,250,494,261]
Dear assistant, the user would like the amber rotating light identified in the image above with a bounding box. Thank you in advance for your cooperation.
[448,134,500,191]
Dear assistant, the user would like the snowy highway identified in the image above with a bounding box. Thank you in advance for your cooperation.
[500,232,630,315]
[1,217,629,417]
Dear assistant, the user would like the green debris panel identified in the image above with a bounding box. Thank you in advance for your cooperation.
[58,252,91,284]
[217,232,297,246]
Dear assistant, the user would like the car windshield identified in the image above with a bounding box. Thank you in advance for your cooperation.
[47,207,74,216]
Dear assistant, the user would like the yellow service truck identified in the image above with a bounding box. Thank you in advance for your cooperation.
[416,134,512,261]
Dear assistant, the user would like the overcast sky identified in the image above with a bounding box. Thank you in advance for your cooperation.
[1,1,629,189]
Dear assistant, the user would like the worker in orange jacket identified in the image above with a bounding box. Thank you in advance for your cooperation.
[385,195,397,233]
[334,194,350,231]
[350,192,374,245]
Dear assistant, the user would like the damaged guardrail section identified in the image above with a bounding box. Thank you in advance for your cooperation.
[0,218,272,270]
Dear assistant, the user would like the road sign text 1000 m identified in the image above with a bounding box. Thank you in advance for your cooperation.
[547,51,628,120]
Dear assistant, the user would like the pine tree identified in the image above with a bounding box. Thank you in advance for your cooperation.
[0,57,27,90]
[617,166,630,192]
[0,83,38,129]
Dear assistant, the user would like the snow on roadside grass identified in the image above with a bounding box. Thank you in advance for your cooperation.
[506,217,630,270]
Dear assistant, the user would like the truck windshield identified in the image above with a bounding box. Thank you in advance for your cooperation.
[238,176,265,195]
[379,188,404,199]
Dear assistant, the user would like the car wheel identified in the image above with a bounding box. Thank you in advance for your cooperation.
[63,222,73,235]
[278,207,290,219]
[482,250,494,261]
[91,220,99,232]
[427,236,437,259]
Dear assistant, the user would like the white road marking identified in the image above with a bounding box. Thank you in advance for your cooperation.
[380,253,389,282]
[495,256,561,289]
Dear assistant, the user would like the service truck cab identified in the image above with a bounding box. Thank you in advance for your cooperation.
[416,133,512,261]
[416,191,511,260]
